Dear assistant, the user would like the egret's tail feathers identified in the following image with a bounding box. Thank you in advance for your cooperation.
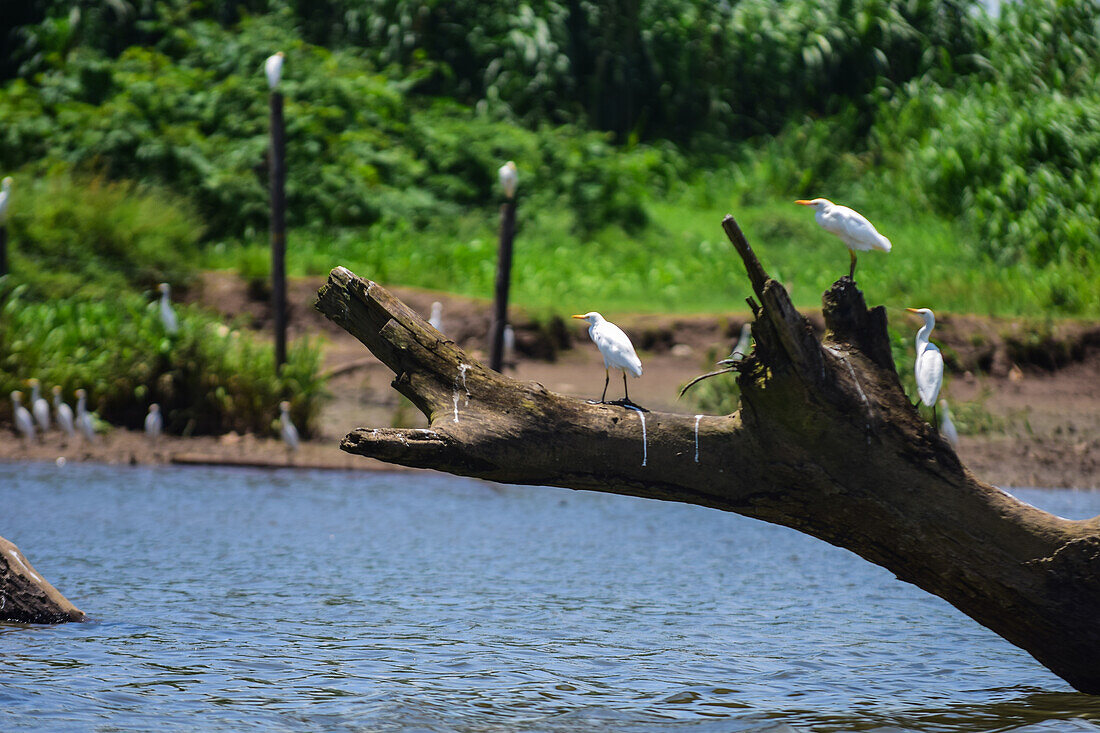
[877,235,892,252]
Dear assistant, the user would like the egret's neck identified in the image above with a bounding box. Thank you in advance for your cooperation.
[915,317,935,352]
[76,396,85,413]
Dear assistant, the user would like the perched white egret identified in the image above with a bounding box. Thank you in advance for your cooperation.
[265,51,285,90]
[27,378,50,434]
[279,401,299,453]
[52,385,75,440]
[907,307,944,423]
[572,312,643,404]
[145,404,163,444]
[10,391,35,444]
[158,282,179,335]
[0,176,12,224]
[428,301,444,333]
[719,322,753,365]
[795,198,891,279]
[940,399,959,449]
[74,388,96,443]
[503,324,516,359]
[499,161,518,199]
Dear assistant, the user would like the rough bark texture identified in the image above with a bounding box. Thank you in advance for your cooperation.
[0,536,85,623]
[314,215,1100,694]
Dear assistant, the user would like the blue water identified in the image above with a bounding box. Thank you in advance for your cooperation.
[2,462,1099,731]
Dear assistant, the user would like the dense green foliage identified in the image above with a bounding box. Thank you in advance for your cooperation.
[0,284,325,437]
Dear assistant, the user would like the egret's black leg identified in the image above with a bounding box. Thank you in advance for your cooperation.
[600,369,609,403]
[622,372,629,403]
[849,249,857,279]
[933,402,939,432]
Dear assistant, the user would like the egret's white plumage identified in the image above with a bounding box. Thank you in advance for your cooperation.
[52,385,75,439]
[572,312,643,404]
[158,282,179,334]
[503,324,515,357]
[265,52,285,90]
[145,403,163,443]
[74,388,96,443]
[0,176,12,224]
[499,161,518,199]
[719,322,753,365]
[428,301,444,333]
[28,378,50,434]
[10,391,35,443]
[279,401,299,452]
[907,308,944,417]
[939,399,959,449]
[795,198,891,278]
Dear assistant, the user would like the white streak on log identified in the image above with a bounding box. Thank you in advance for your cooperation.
[625,405,648,467]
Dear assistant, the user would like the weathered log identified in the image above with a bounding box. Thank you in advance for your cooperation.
[314,215,1100,694]
[0,536,85,623]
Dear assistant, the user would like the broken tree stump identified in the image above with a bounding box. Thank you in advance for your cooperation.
[0,536,85,623]
[314,215,1100,694]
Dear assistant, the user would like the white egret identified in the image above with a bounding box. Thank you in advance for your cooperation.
[265,51,285,90]
[428,301,444,333]
[499,161,518,199]
[906,307,944,424]
[10,391,35,444]
[52,386,75,440]
[145,404,163,444]
[27,378,50,434]
[795,198,891,279]
[939,399,959,449]
[503,324,516,360]
[158,282,179,335]
[719,322,753,365]
[279,401,299,453]
[0,176,12,224]
[572,312,643,404]
[74,388,96,443]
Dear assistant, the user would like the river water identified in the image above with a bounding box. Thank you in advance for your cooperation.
[2,462,1099,731]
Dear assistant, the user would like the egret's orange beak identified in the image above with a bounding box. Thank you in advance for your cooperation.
[905,308,919,313]
[571,314,585,320]
[794,200,812,205]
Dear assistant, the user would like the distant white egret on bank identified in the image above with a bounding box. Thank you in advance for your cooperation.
[265,51,285,90]
[907,307,944,423]
[279,401,299,452]
[572,312,643,405]
[27,378,50,434]
[145,404,163,443]
[499,161,518,199]
[53,385,75,440]
[940,399,959,448]
[158,282,179,335]
[719,322,753,365]
[0,176,12,224]
[10,391,35,443]
[428,301,444,333]
[795,198,891,279]
[503,324,516,361]
[74,388,96,443]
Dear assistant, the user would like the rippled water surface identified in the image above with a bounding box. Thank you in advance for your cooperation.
[3,463,1100,731]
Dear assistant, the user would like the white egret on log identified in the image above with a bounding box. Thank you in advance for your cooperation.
[0,176,12,223]
[74,389,96,443]
[265,52,285,90]
[907,307,944,424]
[158,283,178,335]
[940,399,959,448]
[145,404,163,443]
[719,322,753,365]
[10,391,35,443]
[795,198,891,279]
[499,161,518,199]
[52,386,75,440]
[428,301,443,333]
[279,401,299,452]
[28,378,50,434]
[572,312,643,404]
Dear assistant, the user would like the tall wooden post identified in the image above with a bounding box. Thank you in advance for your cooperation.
[0,225,8,278]
[489,200,516,372]
[270,90,287,372]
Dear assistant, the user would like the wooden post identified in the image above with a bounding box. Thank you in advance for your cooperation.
[270,90,287,372]
[0,224,7,278]
[489,200,516,372]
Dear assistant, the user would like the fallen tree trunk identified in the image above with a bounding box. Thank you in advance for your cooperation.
[314,215,1100,694]
[0,536,85,623]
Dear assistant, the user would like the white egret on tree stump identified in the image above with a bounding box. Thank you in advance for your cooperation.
[940,399,959,448]
[795,198,891,279]
[145,404,163,444]
[265,52,285,90]
[499,161,518,199]
[428,301,443,333]
[74,389,96,443]
[10,391,35,444]
[52,386,74,440]
[0,176,12,223]
[279,401,299,453]
[719,322,753,365]
[572,312,643,405]
[27,378,50,434]
[158,283,178,335]
[907,307,944,424]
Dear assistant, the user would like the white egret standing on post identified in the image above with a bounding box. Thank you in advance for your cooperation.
[10,391,35,444]
[906,307,944,425]
[145,404,163,444]
[795,198,891,279]
[74,388,96,443]
[940,399,959,449]
[499,161,518,200]
[265,51,285,90]
[279,401,299,454]
[0,176,12,223]
[53,385,75,440]
[158,282,178,335]
[28,378,50,434]
[572,312,643,405]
